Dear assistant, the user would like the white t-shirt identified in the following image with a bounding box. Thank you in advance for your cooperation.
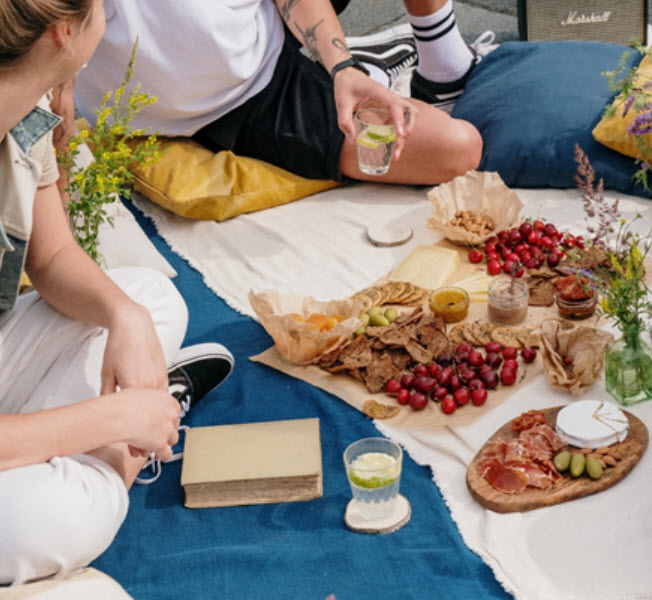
[75,0,285,136]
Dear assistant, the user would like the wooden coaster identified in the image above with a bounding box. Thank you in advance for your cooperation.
[344,494,411,534]
[366,223,413,247]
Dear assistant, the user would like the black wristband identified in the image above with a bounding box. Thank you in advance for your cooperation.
[329,57,370,80]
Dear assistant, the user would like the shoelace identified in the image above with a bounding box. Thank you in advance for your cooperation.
[387,53,418,87]
[135,424,189,485]
[470,30,497,59]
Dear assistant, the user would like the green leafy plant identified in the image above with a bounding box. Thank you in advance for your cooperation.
[59,40,162,263]
[602,42,652,190]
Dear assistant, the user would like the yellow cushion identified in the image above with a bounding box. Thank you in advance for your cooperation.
[128,137,339,221]
[592,54,652,159]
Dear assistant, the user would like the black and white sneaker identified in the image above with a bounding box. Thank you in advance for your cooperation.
[410,31,497,113]
[348,23,417,90]
[168,342,234,419]
[135,343,234,485]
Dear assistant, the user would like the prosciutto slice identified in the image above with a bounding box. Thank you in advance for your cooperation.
[478,457,529,494]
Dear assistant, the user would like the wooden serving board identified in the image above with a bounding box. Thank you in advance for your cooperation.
[466,406,648,513]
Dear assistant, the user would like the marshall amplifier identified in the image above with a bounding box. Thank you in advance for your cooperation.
[518,0,648,46]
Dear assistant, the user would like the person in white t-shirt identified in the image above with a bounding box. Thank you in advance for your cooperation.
[74,0,484,185]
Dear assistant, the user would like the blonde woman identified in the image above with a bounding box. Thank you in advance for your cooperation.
[0,0,233,586]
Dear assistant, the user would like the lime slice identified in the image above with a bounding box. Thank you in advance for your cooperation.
[365,124,396,143]
[348,452,399,489]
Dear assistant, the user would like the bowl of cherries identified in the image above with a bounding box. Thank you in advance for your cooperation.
[384,342,537,414]
[467,219,585,277]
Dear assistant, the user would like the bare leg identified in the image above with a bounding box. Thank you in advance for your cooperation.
[340,97,481,184]
[403,0,449,16]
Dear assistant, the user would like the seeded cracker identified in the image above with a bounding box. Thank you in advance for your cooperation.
[362,399,400,420]
[491,326,522,349]
[470,320,495,346]
[449,323,468,347]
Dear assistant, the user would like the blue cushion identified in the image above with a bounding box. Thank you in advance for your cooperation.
[452,41,649,197]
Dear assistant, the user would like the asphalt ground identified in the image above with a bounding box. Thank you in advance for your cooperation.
[339,0,520,43]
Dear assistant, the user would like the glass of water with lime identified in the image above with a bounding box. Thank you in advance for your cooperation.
[354,107,397,175]
[344,437,403,520]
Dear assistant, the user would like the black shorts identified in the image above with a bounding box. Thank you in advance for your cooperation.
[191,33,345,182]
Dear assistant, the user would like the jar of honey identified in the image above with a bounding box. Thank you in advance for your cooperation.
[429,286,470,323]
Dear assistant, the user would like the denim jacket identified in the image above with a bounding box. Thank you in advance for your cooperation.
[0,98,61,314]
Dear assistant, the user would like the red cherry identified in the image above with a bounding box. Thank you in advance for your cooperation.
[485,351,503,369]
[456,343,473,354]
[546,253,560,267]
[527,231,540,245]
[433,385,448,401]
[468,350,485,368]
[467,378,485,391]
[414,375,436,394]
[480,370,499,389]
[413,364,429,378]
[508,230,522,246]
[533,220,545,232]
[485,341,502,354]
[459,367,476,383]
[543,223,558,237]
[471,387,488,406]
[400,373,416,390]
[521,347,537,363]
[409,392,428,411]
[485,235,499,246]
[385,378,402,396]
[453,387,471,406]
[505,252,520,263]
[468,249,483,263]
[486,250,500,261]
[500,368,517,385]
[525,257,541,270]
[513,267,525,278]
[502,259,515,274]
[428,363,441,377]
[396,388,410,405]
[500,246,512,260]
[437,367,454,386]
[448,374,462,392]
[519,221,533,236]
[503,358,518,372]
[441,397,457,414]
[487,259,502,275]
[520,251,533,264]
[502,347,518,360]
[540,236,553,250]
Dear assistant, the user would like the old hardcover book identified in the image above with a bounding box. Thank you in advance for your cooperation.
[180,418,322,508]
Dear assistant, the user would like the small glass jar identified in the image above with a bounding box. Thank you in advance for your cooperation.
[429,286,469,323]
[487,277,529,325]
[556,293,597,320]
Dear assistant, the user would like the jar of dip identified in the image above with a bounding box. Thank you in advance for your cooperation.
[429,286,470,323]
[556,293,597,320]
[487,277,529,325]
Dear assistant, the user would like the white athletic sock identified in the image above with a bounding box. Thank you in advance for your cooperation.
[408,0,474,83]
[360,62,390,88]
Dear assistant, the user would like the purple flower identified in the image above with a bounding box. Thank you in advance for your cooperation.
[628,111,652,135]
[623,93,636,116]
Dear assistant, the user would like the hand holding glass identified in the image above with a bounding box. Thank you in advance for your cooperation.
[354,108,397,175]
[344,437,403,520]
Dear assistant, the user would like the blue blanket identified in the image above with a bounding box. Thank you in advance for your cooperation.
[92,201,511,600]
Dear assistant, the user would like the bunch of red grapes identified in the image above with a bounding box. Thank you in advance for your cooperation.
[385,342,537,415]
[467,220,585,276]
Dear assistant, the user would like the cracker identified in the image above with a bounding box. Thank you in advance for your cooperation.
[362,399,400,420]
[351,292,374,312]
[449,323,468,347]
[491,326,522,349]
[470,320,495,346]
[402,287,429,306]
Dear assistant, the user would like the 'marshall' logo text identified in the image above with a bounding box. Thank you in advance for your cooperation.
[561,10,612,26]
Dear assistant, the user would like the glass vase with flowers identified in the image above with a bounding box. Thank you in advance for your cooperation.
[574,145,652,405]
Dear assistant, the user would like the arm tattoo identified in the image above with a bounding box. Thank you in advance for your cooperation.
[279,0,300,22]
[296,19,324,64]
[332,37,349,57]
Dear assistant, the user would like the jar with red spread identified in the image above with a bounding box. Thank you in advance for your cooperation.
[555,274,597,320]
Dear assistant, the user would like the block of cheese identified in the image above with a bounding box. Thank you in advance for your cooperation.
[453,272,492,294]
[390,244,460,290]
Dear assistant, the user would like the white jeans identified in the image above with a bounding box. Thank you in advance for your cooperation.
[0,267,188,586]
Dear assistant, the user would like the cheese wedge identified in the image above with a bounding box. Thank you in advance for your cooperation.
[390,245,460,290]
[453,272,492,294]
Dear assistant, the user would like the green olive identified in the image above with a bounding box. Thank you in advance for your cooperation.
[553,450,571,473]
[369,313,390,327]
[384,307,398,323]
[367,306,383,318]
[585,456,604,480]
[354,325,367,337]
[570,453,586,478]
[359,313,370,327]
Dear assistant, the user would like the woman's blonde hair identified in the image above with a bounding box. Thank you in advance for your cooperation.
[0,0,94,65]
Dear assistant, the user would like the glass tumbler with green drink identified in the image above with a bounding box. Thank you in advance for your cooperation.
[354,107,397,175]
[344,437,403,521]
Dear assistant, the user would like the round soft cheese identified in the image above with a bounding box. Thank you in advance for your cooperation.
[556,399,628,448]
[366,223,413,247]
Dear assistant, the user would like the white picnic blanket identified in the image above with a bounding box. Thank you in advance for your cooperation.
[133,182,652,600]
